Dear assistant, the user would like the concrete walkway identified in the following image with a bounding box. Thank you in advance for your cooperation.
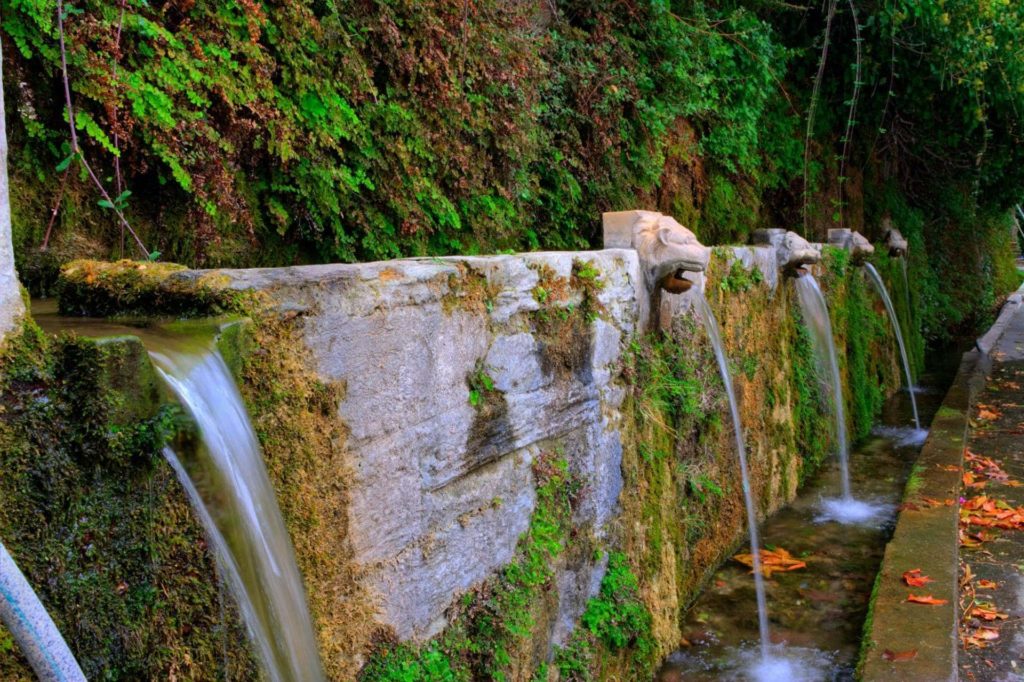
[861,285,1024,682]
[959,292,1024,681]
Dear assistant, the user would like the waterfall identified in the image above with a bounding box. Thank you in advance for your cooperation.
[793,274,851,500]
[864,263,921,429]
[696,295,771,663]
[150,339,325,682]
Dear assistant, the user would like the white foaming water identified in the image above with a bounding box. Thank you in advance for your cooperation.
[815,496,891,526]
[864,263,920,429]
[872,425,929,447]
[794,274,851,500]
[746,648,833,682]
[696,295,771,662]
[667,644,834,681]
[152,339,325,682]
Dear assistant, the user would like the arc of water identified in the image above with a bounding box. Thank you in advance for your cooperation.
[794,274,852,501]
[696,295,771,662]
[151,343,325,682]
[0,540,87,682]
[864,263,921,429]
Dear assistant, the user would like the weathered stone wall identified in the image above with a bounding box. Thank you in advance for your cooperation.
[36,241,906,679]
[197,251,639,649]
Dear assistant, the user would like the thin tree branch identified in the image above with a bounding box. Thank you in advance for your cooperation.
[40,166,70,251]
[56,0,149,259]
[803,0,838,236]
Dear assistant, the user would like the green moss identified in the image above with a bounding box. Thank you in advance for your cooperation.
[0,321,256,680]
[717,259,764,295]
[57,259,254,318]
[855,567,885,678]
[361,449,587,682]
[553,552,655,681]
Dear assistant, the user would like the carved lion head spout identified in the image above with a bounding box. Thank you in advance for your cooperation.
[632,212,710,292]
[602,210,710,294]
[828,228,875,265]
[884,228,908,257]
[752,229,820,276]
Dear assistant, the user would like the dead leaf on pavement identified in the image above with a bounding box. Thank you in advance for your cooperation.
[964,627,1000,648]
[903,569,936,587]
[882,649,918,662]
[969,603,1009,621]
[907,594,948,605]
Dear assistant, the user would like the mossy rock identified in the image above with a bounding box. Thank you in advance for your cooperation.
[57,259,251,318]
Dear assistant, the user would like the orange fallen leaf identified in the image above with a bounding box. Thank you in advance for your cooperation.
[964,627,1000,648]
[907,594,948,605]
[963,471,987,489]
[733,547,807,578]
[977,405,1001,421]
[969,604,1009,621]
[977,579,999,589]
[882,649,918,662]
[902,569,935,587]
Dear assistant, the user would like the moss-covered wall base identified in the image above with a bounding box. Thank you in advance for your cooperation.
[12,244,915,681]
[0,318,257,680]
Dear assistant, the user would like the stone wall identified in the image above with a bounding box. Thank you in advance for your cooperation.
[34,240,906,679]
[198,251,639,648]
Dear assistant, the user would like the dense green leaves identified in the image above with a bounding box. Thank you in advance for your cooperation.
[2,0,794,264]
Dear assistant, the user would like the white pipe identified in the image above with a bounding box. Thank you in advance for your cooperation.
[0,540,86,682]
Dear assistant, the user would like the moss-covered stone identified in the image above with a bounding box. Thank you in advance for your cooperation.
[0,320,257,680]
[57,259,253,318]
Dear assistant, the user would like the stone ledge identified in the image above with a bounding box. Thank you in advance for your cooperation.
[859,350,982,681]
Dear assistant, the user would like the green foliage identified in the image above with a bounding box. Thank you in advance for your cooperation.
[627,334,703,426]
[0,323,256,679]
[2,0,796,267]
[718,259,764,294]
[467,363,496,409]
[580,553,653,655]
[361,643,463,682]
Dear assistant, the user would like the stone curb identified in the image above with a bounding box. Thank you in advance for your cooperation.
[861,283,1024,680]
[860,349,984,681]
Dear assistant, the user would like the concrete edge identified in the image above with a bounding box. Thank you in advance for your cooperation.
[976,283,1024,355]
[859,349,985,681]
[861,281,1024,680]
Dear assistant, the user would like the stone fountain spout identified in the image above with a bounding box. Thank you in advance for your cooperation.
[602,210,710,294]
[828,228,875,264]
[884,228,909,257]
[752,228,821,276]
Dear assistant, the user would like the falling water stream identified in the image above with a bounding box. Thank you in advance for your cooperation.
[696,295,772,668]
[793,275,888,525]
[151,338,326,682]
[864,263,921,429]
[31,301,325,681]
[793,275,850,499]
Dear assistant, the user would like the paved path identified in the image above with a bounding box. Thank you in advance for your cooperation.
[960,294,1024,681]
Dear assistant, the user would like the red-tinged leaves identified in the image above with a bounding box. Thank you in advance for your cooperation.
[964,627,1000,648]
[734,547,807,577]
[977,579,998,589]
[963,471,986,489]
[882,649,918,662]
[965,449,1020,487]
[977,405,1001,421]
[969,603,1009,621]
[907,594,948,605]
[903,569,936,587]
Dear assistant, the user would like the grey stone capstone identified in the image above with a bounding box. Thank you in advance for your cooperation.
[198,250,637,641]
